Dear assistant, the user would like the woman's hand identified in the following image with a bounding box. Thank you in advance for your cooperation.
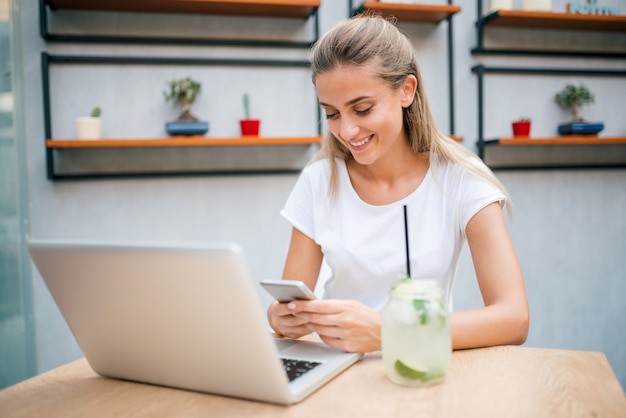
[267,300,314,340]
[285,299,382,353]
[267,227,324,340]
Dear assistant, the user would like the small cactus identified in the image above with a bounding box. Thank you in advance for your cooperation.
[243,93,251,119]
[90,106,102,117]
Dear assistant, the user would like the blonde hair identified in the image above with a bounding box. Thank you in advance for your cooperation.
[310,14,511,214]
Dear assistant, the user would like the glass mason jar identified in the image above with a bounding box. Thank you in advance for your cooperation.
[381,278,452,387]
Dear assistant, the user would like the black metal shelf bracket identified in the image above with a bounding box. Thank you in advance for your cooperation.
[39,0,320,49]
[447,0,456,136]
[41,52,54,179]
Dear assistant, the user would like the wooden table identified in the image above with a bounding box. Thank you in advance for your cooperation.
[0,346,624,417]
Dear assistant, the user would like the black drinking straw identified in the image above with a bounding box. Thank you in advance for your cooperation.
[403,205,411,278]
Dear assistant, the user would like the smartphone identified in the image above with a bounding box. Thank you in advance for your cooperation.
[260,279,316,303]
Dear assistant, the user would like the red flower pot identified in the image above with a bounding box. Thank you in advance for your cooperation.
[240,119,260,136]
[512,120,531,137]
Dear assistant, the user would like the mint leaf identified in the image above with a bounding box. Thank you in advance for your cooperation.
[412,299,429,324]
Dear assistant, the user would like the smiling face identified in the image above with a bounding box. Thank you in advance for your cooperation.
[316,64,417,168]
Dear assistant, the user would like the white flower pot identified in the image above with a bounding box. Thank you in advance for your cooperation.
[75,117,102,140]
[523,0,552,11]
[489,0,513,13]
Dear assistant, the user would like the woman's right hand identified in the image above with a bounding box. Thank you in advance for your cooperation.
[267,300,313,339]
[270,226,323,338]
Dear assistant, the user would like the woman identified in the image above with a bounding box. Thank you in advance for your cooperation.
[267,15,529,353]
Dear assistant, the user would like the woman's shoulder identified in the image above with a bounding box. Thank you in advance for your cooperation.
[429,153,500,195]
[429,154,466,182]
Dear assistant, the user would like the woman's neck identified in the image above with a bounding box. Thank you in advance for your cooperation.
[346,150,430,206]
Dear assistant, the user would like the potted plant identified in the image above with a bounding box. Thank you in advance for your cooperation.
[75,106,102,140]
[511,117,531,137]
[555,83,603,135]
[523,0,552,11]
[488,0,513,13]
[163,77,209,136]
[240,93,260,136]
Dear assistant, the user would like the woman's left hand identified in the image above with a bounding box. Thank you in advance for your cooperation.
[286,299,381,353]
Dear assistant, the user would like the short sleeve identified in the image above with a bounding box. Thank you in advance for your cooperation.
[280,165,317,240]
[458,171,506,234]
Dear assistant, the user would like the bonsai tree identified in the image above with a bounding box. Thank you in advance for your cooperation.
[555,84,595,122]
[163,77,201,122]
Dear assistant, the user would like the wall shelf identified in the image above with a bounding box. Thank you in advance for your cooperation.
[45,0,321,18]
[472,64,626,170]
[46,136,322,149]
[471,4,626,170]
[42,53,320,180]
[40,0,321,48]
[46,137,322,179]
[472,6,626,58]
[481,136,626,170]
[350,2,461,23]
[482,10,626,32]
[487,137,626,145]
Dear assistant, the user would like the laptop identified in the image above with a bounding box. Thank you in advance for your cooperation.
[27,240,362,405]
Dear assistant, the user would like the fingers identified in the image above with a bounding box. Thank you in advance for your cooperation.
[292,300,382,352]
[286,299,342,314]
[271,299,382,352]
[268,300,313,339]
[287,300,355,327]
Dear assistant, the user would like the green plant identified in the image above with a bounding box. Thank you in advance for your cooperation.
[555,84,595,122]
[163,77,202,121]
[90,106,101,118]
[242,93,251,119]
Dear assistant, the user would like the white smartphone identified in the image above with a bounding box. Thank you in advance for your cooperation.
[260,279,316,303]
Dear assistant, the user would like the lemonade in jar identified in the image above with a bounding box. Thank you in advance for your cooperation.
[381,278,451,387]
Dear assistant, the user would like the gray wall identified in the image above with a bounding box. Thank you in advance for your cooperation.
[15,0,626,389]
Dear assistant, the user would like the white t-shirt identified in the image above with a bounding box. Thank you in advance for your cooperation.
[280,156,505,311]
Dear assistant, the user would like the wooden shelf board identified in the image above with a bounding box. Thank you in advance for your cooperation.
[484,10,626,32]
[359,2,461,23]
[47,136,323,149]
[47,136,322,178]
[491,136,626,145]
[46,0,321,19]
[481,136,626,169]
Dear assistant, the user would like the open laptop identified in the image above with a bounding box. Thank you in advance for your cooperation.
[27,240,362,405]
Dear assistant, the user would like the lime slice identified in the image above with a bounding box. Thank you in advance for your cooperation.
[394,359,428,380]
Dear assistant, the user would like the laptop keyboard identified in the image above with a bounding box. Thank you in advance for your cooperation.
[281,358,321,382]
